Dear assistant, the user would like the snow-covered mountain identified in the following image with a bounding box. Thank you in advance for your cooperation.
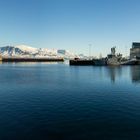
[0,45,80,59]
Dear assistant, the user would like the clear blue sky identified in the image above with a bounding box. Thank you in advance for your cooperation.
[0,0,140,56]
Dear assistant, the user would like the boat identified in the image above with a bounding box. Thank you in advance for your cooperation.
[121,58,139,65]
[107,47,122,66]
[69,58,94,65]
[94,58,107,66]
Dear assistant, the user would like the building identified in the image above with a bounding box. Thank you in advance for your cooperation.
[130,42,140,59]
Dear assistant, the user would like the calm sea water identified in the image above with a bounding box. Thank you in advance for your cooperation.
[0,62,140,140]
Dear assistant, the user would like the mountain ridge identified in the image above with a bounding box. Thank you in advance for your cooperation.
[0,45,80,59]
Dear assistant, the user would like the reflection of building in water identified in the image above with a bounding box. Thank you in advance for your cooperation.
[131,66,140,83]
[109,68,116,82]
[107,47,122,65]
[107,67,122,83]
[130,42,140,59]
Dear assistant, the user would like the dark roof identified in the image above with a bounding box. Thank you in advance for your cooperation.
[132,42,140,48]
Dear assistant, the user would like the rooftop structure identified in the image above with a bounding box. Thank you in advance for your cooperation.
[132,42,140,48]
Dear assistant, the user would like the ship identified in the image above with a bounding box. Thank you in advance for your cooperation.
[69,58,94,65]
[69,46,140,66]
[121,58,140,65]
[106,47,122,66]
[93,58,107,66]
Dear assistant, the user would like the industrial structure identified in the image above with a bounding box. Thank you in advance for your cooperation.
[130,42,140,59]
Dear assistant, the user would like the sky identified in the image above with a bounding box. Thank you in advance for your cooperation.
[0,0,140,56]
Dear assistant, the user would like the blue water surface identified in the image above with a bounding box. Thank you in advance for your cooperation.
[0,62,140,140]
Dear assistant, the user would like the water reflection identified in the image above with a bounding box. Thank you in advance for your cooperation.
[105,66,140,84]
[1,63,140,85]
[106,66,122,83]
[131,66,140,83]
[1,62,63,65]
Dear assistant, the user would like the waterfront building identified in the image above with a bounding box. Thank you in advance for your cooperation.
[130,42,140,59]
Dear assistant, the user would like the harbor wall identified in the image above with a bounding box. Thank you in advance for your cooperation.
[1,57,64,62]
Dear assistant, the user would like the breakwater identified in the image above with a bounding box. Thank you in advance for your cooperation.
[1,57,64,62]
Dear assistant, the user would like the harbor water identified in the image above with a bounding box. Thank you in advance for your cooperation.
[0,63,140,140]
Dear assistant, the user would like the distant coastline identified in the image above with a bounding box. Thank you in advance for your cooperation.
[0,56,64,62]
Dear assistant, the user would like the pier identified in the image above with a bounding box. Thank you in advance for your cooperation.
[70,46,140,66]
[1,57,64,62]
[69,59,140,66]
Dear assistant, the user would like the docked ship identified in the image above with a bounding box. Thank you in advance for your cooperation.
[69,47,121,66]
[69,58,94,65]
[106,47,122,65]
[121,58,138,65]
[93,58,107,66]
[69,45,140,66]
